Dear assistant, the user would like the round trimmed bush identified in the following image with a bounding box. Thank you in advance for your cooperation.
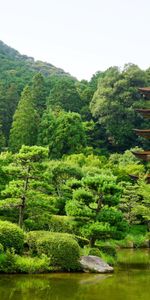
[89,247,102,257]
[36,232,80,271]
[26,231,51,255]
[0,220,24,254]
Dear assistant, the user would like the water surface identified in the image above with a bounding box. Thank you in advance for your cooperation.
[0,250,149,300]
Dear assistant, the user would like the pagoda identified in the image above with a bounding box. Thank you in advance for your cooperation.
[131,87,150,183]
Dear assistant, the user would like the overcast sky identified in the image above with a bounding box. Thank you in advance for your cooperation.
[0,0,150,80]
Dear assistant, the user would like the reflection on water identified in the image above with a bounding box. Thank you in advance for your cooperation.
[0,250,149,300]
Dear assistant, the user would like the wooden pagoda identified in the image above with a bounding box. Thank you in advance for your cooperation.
[131,87,150,183]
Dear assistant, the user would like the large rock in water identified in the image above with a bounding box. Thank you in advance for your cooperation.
[80,255,114,273]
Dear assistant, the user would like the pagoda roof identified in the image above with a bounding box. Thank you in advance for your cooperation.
[138,87,150,92]
[135,109,150,119]
[138,87,150,99]
[133,129,150,139]
[132,150,150,161]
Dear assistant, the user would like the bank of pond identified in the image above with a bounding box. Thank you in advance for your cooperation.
[0,250,149,300]
[0,220,150,274]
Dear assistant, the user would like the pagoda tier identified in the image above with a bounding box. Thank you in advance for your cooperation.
[130,87,150,183]
[133,129,150,139]
[132,151,150,162]
[138,87,150,99]
[135,109,150,119]
[130,174,150,184]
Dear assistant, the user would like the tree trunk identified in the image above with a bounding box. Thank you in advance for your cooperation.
[89,236,95,248]
[96,193,103,214]
[19,196,25,228]
[18,165,30,228]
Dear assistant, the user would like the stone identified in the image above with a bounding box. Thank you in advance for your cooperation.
[80,255,114,273]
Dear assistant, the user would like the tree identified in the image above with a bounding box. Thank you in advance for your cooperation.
[47,76,82,112]
[133,179,150,231]
[1,145,51,228]
[39,110,87,159]
[31,73,48,116]
[90,65,148,151]
[2,84,19,145]
[66,173,126,246]
[9,86,38,152]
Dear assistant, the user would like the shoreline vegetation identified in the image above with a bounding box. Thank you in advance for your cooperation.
[0,220,149,274]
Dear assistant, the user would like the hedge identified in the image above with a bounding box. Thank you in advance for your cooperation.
[0,220,24,254]
[37,233,80,270]
[27,231,80,270]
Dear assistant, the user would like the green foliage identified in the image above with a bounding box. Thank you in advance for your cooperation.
[90,64,148,151]
[26,231,50,255]
[97,207,128,239]
[88,247,102,257]
[9,86,38,152]
[47,76,82,112]
[40,110,87,158]
[0,249,17,273]
[15,254,50,273]
[0,220,24,254]
[36,232,80,270]
[96,244,117,258]
[0,243,4,254]
[48,215,74,233]
[0,146,51,228]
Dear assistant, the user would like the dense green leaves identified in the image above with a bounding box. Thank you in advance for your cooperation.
[9,86,38,152]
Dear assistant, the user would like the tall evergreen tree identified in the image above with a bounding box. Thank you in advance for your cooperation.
[2,84,19,145]
[9,85,38,152]
[31,73,48,116]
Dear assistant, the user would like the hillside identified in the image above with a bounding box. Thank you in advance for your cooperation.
[0,40,71,91]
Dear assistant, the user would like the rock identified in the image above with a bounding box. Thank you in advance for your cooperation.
[80,255,114,273]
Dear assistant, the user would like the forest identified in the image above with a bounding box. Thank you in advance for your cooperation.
[0,40,149,273]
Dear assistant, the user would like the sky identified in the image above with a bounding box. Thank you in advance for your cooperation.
[0,0,150,80]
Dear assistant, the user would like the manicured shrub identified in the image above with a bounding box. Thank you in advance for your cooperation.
[36,232,80,271]
[26,231,51,255]
[0,221,24,254]
[88,247,102,257]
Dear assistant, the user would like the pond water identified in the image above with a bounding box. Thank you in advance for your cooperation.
[0,249,149,300]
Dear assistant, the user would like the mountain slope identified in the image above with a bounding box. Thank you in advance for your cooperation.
[0,40,71,91]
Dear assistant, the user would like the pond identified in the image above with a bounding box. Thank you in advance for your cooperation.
[0,249,149,300]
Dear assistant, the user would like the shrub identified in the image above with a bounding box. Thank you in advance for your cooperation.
[100,252,116,266]
[0,250,17,273]
[48,215,73,233]
[74,235,89,248]
[26,231,51,255]
[15,255,50,273]
[0,221,24,254]
[36,232,80,271]
[0,243,4,254]
[96,242,117,257]
[88,247,102,257]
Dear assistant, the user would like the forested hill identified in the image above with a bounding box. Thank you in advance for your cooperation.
[0,40,150,154]
[0,40,71,89]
